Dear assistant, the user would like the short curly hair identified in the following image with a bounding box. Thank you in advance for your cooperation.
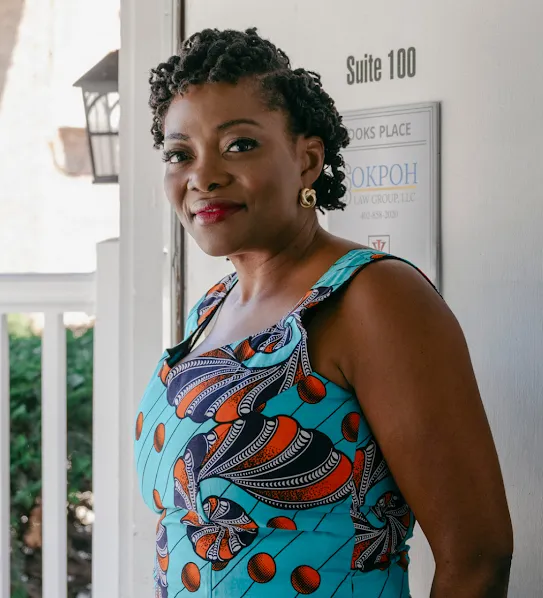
[149,27,350,211]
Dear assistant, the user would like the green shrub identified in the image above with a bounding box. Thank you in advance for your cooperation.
[10,326,93,598]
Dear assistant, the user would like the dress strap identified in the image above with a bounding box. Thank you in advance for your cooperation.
[292,248,439,318]
[183,272,237,339]
[164,272,237,366]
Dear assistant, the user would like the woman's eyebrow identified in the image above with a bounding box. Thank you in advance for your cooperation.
[165,119,262,142]
[165,132,190,141]
[217,118,262,131]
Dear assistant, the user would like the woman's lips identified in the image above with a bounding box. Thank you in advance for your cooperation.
[193,204,244,225]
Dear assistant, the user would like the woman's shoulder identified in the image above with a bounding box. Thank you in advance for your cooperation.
[334,250,441,318]
[316,248,443,354]
[314,246,438,298]
[346,254,438,299]
[327,253,448,369]
[318,250,450,394]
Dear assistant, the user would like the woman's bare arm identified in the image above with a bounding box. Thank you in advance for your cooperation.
[335,259,513,597]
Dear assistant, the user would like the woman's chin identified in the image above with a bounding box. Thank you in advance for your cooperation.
[192,235,240,259]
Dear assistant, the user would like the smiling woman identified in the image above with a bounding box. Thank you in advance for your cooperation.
[135,27,513,598]
[160,81,329,256]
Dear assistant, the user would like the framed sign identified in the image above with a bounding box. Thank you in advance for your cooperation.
[328,102,441,287]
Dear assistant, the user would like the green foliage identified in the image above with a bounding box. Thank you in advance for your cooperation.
[7,314,34,338]
[10,326,94,597]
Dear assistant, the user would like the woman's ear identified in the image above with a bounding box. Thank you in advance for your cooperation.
[300,136,325,187]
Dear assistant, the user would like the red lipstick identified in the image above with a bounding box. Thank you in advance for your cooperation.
[192,201,244,225]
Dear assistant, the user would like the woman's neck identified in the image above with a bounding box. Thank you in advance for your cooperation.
[228,220,330,305]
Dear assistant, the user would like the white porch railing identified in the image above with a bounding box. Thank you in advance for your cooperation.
[0,239,120,598]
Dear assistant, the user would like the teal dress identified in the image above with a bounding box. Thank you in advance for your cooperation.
[135,248,435,597]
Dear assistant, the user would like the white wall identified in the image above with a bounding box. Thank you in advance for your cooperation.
[185,1,543,596]
[0,0,120,274]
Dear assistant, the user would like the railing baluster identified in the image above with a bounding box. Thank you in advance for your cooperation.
[0,315,10,598]
[0,273,97,596]
[93,239,121,596]
[41,312,67,598]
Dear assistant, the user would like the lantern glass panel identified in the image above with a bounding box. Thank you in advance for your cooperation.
[84,90,119,182]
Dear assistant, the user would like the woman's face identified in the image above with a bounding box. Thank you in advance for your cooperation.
[162,79,324,257]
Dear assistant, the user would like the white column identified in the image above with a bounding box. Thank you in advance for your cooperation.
[118,0,178,596]
[0,315,9,598]
[92,239,121,597]
[41,312,67,598]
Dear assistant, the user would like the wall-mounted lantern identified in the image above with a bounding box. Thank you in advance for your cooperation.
[73,50,119,184]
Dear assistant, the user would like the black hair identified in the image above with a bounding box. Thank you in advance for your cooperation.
[149,27,350,211]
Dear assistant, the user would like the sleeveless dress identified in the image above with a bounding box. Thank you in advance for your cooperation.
[135,248,436,598]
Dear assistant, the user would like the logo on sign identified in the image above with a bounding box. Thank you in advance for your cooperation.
[368,235,390,253]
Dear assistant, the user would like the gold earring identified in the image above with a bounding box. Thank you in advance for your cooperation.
[299,188,317,209]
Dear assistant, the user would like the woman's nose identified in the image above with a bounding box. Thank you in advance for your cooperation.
[187,181,221,193]
[187,155,231,193]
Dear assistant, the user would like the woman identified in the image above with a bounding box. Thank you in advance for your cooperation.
[135,28,512,597]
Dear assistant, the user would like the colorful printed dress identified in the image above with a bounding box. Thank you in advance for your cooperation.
[135,248,435,597]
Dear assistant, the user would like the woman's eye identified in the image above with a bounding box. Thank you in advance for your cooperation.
[162,150,190,164]
[226,138,259,153]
